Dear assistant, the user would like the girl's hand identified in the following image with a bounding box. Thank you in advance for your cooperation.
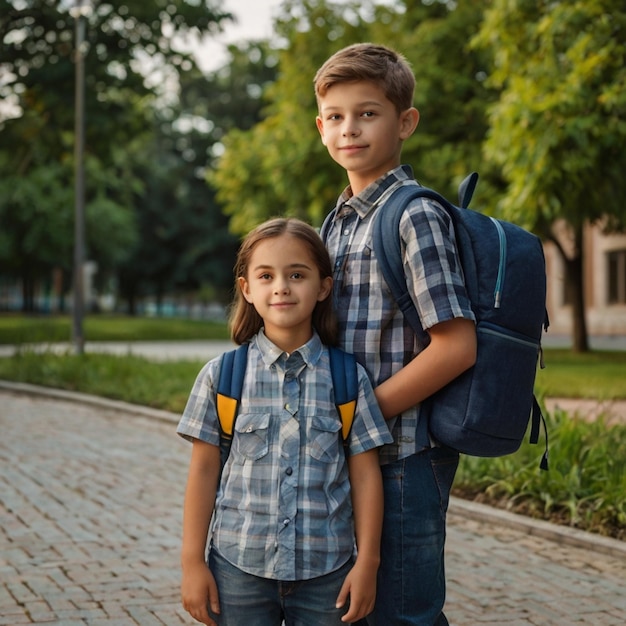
[335,559,377,623]
[181,561,220,625]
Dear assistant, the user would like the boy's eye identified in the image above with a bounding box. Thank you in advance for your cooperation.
[362,111,375,117]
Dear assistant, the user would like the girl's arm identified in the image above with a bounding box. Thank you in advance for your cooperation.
[375,317,476,419]
[181,439,221,626]
[336,448,384,623]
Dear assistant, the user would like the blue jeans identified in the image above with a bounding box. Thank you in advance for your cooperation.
[368,446,459,626]
[208,547,352,625]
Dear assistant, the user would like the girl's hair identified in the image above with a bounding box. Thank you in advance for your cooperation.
[229,218,338,347]
[314,42,415,114]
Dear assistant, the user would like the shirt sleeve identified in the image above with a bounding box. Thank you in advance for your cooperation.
[176,357,222,446]
[401,198,475,331]
[346,362,394,456]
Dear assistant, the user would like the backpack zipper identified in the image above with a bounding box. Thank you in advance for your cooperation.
[489,217,506,308]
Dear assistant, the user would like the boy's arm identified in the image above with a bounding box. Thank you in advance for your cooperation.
[375,317,477,420]
[181,439,221,626]
[336,448,384,623]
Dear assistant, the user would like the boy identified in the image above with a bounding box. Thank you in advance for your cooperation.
[314,43,477,625]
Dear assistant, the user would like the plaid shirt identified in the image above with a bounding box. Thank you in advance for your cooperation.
[177,330,392,581]
[324,165,475,465]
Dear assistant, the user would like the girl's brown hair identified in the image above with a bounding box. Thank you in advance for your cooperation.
[229,218,338,347]
[314,42,415,114]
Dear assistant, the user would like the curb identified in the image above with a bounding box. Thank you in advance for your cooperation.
[2,379,625,559]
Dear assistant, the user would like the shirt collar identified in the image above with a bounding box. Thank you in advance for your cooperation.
[254,328,324,370]
[337,164,415,219]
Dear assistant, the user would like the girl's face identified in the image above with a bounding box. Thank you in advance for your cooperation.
[239,233,332,353]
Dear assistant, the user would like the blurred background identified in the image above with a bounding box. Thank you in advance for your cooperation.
[1,0,625,353]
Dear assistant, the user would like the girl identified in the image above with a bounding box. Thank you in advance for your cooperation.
[177,218,391,626]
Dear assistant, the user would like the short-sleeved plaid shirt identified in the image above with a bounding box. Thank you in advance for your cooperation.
[324,165,475,465]
[177,330,392,581]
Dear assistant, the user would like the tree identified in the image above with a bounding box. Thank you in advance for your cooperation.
[473,0,626,352]
[0,0,232,311]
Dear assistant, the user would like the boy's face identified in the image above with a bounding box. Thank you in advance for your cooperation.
[316,80,418,195]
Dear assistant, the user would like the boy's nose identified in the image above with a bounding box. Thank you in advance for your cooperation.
[342,126,359,137]
[342,118,360,137]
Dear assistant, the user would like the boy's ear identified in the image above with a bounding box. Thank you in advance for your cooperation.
[400,107,420,139]
[315,116,327,145]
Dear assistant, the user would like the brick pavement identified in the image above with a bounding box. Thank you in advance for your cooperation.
[1,390,625,625]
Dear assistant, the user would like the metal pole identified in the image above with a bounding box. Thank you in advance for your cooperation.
[72,1,86,355]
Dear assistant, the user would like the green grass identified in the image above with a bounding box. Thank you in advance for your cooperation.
[535,349,626,399]
[0,350,203,413]
[0,313,230,344]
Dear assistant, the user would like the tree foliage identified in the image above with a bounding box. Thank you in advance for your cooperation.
[0,0,233,311]
[212,0,493,234]
[473,0,626,350]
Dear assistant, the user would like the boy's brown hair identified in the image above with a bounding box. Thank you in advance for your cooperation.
[314,43,415,113]
[229,217,338,347]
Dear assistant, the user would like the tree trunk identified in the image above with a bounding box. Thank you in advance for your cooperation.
[566,224,589,353]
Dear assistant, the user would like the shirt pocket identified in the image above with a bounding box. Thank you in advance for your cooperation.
[308,414,343,463]
[233,412,270,461]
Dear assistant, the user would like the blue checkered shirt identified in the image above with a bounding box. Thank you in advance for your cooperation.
[324,165,475,465]
[177,330,392,581]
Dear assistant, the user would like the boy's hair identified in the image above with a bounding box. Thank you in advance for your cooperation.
[314,42,415,113]
[229,217,338,347]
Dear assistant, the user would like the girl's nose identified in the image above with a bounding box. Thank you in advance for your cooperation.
[274,280,290,294]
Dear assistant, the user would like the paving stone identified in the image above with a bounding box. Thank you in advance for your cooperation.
[1,390,625,625]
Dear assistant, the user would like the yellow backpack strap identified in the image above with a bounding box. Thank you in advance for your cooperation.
[216,344,249,440]
[328,346,358,442]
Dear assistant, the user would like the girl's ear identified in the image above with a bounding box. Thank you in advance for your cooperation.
[238,276,253,303]
[317,276,333,302]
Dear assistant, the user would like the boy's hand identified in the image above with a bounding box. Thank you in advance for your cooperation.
[335,560,377,623]
[181,561,220,625]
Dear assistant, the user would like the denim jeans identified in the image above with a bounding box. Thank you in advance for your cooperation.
[208,547,352,625]
[367,446,459,626]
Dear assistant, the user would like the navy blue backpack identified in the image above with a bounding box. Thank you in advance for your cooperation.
[371,173,549,469]
[322,173,549,468]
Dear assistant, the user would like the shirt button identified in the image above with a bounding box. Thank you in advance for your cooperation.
[284,403,290,411]
[283,518,290,526]
[285,467,293,476]
[343,228,350,236]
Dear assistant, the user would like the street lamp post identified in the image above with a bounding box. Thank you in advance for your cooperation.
[71,0,90,355]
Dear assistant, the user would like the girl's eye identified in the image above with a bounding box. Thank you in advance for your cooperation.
[260,273,272,280]
[291,272,303,280]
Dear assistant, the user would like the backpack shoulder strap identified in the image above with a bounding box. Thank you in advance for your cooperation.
[372,177,475,339]
[216,343,249,439]
[328,345,358,441]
